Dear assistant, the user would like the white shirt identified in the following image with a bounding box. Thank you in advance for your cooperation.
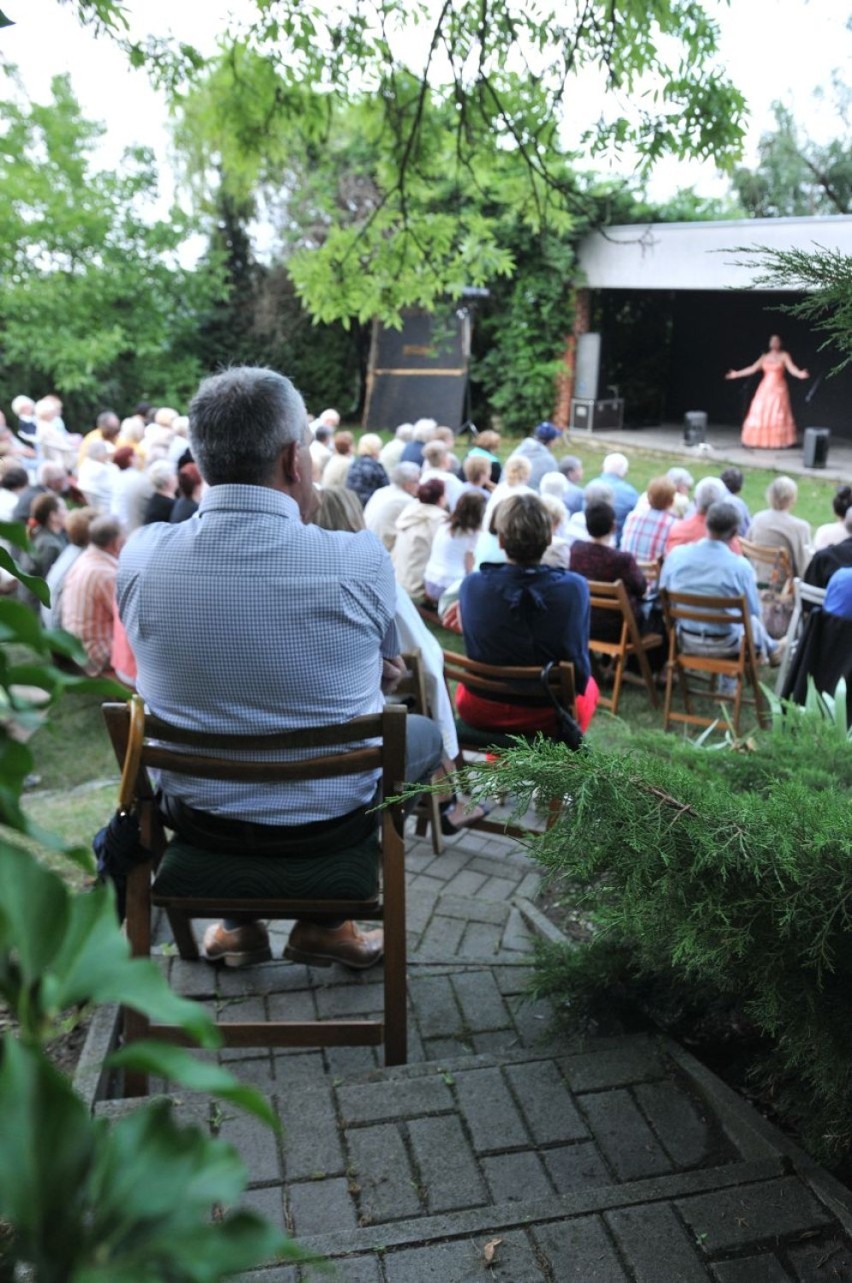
[420,467,464,513]
[363,483,414,551]
[423,522,478,594]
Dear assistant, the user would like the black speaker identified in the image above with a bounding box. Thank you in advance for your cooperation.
[803,427,830,468]
[683,411,707,445]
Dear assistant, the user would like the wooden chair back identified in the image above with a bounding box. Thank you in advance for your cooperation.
[585,579,663,715]
[392,650,444,854]
[740,538,793,591]
[440,651,577,839]
[102,700,409,1092]
[659,590,767,735]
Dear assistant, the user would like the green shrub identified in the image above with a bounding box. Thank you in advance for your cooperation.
[460,715,852,1163]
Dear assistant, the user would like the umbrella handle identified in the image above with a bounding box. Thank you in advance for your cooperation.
[118,694,146,812]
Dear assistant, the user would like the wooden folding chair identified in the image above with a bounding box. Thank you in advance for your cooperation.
[441,650,578,839]
[740,538,794,592]
[585,579,663,715]
[392,650,444,855]
[637,558,662,589]
[659,590,768,736]
[102,699,409,1094]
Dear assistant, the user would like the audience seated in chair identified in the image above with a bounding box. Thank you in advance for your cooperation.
[391,477,448,603]
[621,475,678,562]
[457,493,599,740]
[117,367,443,970]
[665,477,742,556]
[659,501,782,666]
[569,501,647,641]
[804,505,852,590]
[748,476,812,578]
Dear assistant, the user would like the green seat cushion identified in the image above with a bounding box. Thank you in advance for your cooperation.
[153,833,379,902]
[454,716,539,751]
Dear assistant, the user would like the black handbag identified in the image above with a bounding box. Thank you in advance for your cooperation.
[539,662,585,752]
[93,695,149,919]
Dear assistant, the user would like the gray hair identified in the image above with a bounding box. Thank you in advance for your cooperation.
[37,462,67,487]
[667,466,694,489]
[11,395,33,416]
[559,455,582,480]
[188,367,306,487]
[540,471,569,499]
[86,440,109,461]
[705,501,741,542]
[412,418,438,443]
[423,440,448,468]
[89,515,122,549]
[395,423,414,440]
[603,452,629,478]
[147,459,177,491]
[695,476,727,513]
[583,480,615,507]
[392,462,421,487]
[766,475,798,511]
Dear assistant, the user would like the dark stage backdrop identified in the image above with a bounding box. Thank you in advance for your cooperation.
[363,310,469,430]
[595,289,852,439]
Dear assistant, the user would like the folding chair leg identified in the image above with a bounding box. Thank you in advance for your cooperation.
[122,1008,150,1096]
[635,646,660,709]
[610,657,625,717]
[166,908,200,960]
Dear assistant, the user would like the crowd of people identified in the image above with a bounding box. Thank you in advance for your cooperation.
[2,387,851,749]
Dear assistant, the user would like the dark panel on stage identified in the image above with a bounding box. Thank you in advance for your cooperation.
[364,309,469,430]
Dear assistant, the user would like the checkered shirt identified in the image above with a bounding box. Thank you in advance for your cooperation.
[117,485,399,825]
[620,506,677,562]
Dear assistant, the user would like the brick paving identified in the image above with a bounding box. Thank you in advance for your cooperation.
[93,820,852,1282]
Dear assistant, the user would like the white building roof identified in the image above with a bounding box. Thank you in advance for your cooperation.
[577,215,852,292]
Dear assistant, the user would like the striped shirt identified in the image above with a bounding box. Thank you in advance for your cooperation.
[61,546,118,675]
[117,485,400,825]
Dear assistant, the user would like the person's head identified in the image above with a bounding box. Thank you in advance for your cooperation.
[119,415,145,443]
[391,462,421,494]
[134,402,154,422]
[0,465,28,492]
[539,471,569,500]
[474,430,500,453]
[112,446,135,471]
[318,408,340,429]
[534,421,562,448]
[412,418,438,443]
[667,466,694,494]
[540,493,568,532]
[154,406,178,428]
[332,430,354,457]
[435,426,455,448]
[831,484,852,520]
[394,422,414,441]
[147,459,177,495]
[721,466,744,496]
[11,395,34,418]
[495,493,551,565]
[585,501,617,541]
[172,414,189,438]
[314,486,365,533]
[30,492,64,532]
[768,334,782,352]
[766,475,798,512]
[583,480,614,508]
[694,476,727,514]
[85,440,109,463]
[34,397,58,423]
[96,410,120,439]
[705,501,741,543]
[177,462,202,500]
[602,452,629,479]
[89,515,123,554]
[417,478,446,507]
[449,490,485,535]
[37,462,67,492]
[188,368,312,513]
[559,454,583,484]
[314,424,332,445]
[504,455,532,487]
[357,432,382,459]
[66,506,97,548]
[462,456,490,487]
[423,440,449,470]
[647,475,677,512]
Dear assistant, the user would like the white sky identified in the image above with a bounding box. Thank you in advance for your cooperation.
[1,0,850,214]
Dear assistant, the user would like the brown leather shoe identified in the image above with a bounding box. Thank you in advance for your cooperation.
[202,921,272,968]
[284,920,384,971]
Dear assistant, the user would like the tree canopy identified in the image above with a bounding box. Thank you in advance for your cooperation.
[732,101,852,218]
[0,70,223,420]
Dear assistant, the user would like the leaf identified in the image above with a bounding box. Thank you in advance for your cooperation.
[0,838,69,986]
[0,593,49,645]
[482,1237,503,1264]
[0,520,28,550]
[0,1038,93,1265]
[107,1041,281,1130]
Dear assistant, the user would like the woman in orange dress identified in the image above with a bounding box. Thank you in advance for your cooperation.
[725,335,809,449]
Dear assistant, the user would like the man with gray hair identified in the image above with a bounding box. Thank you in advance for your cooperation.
[660,501,781,665]
[665,477,739,556]
[363,461,421,551]
[12,460,68,522]
[62,515,124,676]
[557,455,584,514]
[118,366,442,970]
[590,452,638,542]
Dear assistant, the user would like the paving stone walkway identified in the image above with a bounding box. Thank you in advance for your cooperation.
[94,821,852,1282]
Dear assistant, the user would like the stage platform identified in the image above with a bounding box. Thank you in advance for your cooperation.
[570,422,852,483]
